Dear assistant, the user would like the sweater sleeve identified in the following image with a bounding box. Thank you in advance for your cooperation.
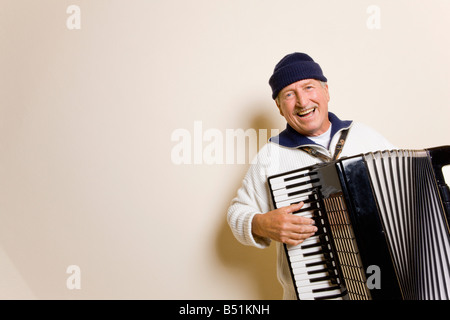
[227,151,272,249]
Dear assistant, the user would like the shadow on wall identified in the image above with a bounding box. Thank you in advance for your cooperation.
[215,220,282,299]
[215,110,284,300]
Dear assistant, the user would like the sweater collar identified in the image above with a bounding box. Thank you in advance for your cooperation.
[269,112,353,148]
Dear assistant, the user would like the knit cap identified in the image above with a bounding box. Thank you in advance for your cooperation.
[269,52,327,99]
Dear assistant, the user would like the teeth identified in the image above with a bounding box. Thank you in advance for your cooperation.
[297,108,315,116]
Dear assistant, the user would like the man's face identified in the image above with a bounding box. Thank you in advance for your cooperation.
[276,79,331,137]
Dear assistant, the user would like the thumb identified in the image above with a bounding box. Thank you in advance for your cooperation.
[285,201,304,213]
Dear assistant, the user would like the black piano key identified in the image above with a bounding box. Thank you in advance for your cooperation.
[305,260,337,273]
[289,194,319,207]
[306,264,340,280]
[304,250,334,262]
[312,285,342,294]
[287,187,319,198]
[284,171,317,182]
[305,260,327,268]
[310,274,338,283]
[306,265,339,285]
[314,291,348,300]
[305,243,330,254]
[303,249,325,257]
[294,207,320,215]
[308,268,330,275]
[286,178,320,190]
[300,242,323,250]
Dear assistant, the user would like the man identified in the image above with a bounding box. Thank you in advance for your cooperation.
[227,52,396,300]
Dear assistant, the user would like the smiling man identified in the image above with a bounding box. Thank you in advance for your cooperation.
[276,78,330,137]
[227,52,396,300]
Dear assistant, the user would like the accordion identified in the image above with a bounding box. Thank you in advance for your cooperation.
[268,146,450,300]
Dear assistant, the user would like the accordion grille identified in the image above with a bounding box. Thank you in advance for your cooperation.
[323,194,371,300]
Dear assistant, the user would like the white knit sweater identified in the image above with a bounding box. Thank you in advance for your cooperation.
[227,117,396,300]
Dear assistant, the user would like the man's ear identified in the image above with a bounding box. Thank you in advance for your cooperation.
[323,83,330,102]
[275,99,284,116]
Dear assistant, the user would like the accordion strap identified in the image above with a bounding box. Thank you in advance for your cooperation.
[301,129,349,162]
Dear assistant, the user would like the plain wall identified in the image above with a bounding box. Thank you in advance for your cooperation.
[0,0,449,299]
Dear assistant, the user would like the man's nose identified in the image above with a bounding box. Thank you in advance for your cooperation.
[296,92,309,108]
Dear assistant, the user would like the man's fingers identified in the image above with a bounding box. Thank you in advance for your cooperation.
[255,203,319,244]
[280,224,318,245]
[288,212,316,226]
[293,224,318,234]
[288,231,316,241]
[284,202,316,226]
[285,201,304,213]
[284,232,317,246]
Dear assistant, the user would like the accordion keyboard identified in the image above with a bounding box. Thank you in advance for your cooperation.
[269,168,346,300]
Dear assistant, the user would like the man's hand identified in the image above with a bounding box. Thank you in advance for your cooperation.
[251,202,317,246]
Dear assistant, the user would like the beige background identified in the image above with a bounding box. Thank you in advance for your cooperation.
[0,0,449,299]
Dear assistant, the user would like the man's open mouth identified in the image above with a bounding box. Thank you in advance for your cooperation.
[297,107,317,118]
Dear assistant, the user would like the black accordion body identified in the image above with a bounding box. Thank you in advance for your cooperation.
[268,146,450,300]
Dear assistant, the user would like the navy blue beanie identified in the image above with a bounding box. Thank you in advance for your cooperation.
[269,52,327,100]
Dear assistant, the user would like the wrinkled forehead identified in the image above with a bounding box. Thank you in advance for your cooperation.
[279,79,323,94]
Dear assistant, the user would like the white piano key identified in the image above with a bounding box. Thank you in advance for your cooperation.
[296,277,336,289]
[276,194,318,208]
[287,246,322,259]
[287,236,321,251]
[297,292,319,300]
[289,253,324,267]
[287,248,322,261]
[273,183,314,197]
[294,271,329,282]
[297,280,337,294]
[291,262,327,274]
[274,193,315,204]
[298,288,343,300]
[289,255,325,267]
[274,191,316,208]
